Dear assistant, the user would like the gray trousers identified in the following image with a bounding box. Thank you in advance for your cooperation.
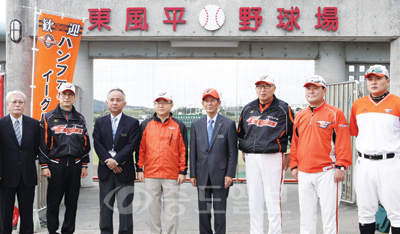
[144,178,181,234]
[99,172,135,234]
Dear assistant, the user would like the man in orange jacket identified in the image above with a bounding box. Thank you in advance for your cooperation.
[290,75,352,234]
[137,91,188,234]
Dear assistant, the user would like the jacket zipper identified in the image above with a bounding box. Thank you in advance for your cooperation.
[253,109,263,152]
[67,111,71,156]
[169,132,174,146]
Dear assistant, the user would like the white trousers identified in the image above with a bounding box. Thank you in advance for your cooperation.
[144,178,180,234]
[298,169,342,234]
[354,157,400,227]
[245,152,284,234]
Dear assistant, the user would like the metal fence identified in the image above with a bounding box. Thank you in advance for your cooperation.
[325,80,366,203]
[36,164,48,212]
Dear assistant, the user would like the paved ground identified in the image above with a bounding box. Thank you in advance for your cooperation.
[22,180,367,234]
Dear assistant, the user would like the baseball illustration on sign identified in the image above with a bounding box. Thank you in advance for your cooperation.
[199,5,225,31]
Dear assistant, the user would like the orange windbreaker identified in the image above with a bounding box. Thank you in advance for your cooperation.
[138,113,188,180]
[290,101,352,173]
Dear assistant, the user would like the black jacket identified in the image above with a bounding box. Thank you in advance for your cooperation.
[39,104,91,169]
[93,113,140,182]
[0,115,40,188]
[237,95,294,153]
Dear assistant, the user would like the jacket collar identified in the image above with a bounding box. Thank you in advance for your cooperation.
[249,94,279,110]
[308,100,326,112]
[53,104,79,120]
[153,112,173,123]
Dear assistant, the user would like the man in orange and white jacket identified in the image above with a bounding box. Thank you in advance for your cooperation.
[290,75,352,234]
[137,91,188,234]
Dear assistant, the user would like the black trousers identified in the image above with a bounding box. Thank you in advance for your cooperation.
[99,172,134,234]
[46,159,82,234]
[197,176,230,234]
[0,179,35,234]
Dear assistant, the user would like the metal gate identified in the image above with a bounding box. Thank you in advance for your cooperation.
[325,80,366,203]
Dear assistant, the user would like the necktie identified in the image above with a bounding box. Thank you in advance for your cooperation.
[112,117,117,141]
[207,119,214,147]
[14,120,21,146]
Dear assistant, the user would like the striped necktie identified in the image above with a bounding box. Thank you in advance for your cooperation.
[112,117,117,140]
[14,120,21,146]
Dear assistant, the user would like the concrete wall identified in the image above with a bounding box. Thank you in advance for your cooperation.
[0,42,5,62]
[6,0,34,115]
[74,42,94,187]
[390,38,400,96]
[30,0,400,40]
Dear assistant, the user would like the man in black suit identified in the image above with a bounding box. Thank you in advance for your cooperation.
[93,88,140,234]
[0,90,40,234]
[190,88,238,234]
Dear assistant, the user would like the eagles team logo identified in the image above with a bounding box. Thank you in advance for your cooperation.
[39,34,58,49]
[384,109,393,114]
[246,116,277,127]
[64,83,74,89]
[259,75,268,81]
[317,121,332,129]
[51,125,83,135]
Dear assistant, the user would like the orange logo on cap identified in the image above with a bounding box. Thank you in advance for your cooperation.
[205,89,213,94]
[259,75,268,81]
[158,92,167,96]
[65,84,73,88]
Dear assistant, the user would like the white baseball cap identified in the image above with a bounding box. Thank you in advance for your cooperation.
[303,75,326,88]
[154,91,173,102]
[255,75,275,86]
[365,65,390,79]
[59,82,76,94]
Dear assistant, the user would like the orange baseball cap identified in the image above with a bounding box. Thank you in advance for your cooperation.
[202,88,220,100]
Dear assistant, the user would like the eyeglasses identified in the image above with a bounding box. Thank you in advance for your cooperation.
[59,93,75,98]
[9,100,25,104]
[154,102,172,106]
[256,84,274,90]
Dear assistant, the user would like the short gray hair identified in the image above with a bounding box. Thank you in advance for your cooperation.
[107,88,126,101]
[6,90,26,102]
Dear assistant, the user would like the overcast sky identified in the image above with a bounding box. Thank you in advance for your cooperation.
[93,60,313,110]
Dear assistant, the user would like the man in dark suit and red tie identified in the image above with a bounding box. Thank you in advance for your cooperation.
[0,90,40,234]
[190,88,238,234]
[93,88,140,234]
